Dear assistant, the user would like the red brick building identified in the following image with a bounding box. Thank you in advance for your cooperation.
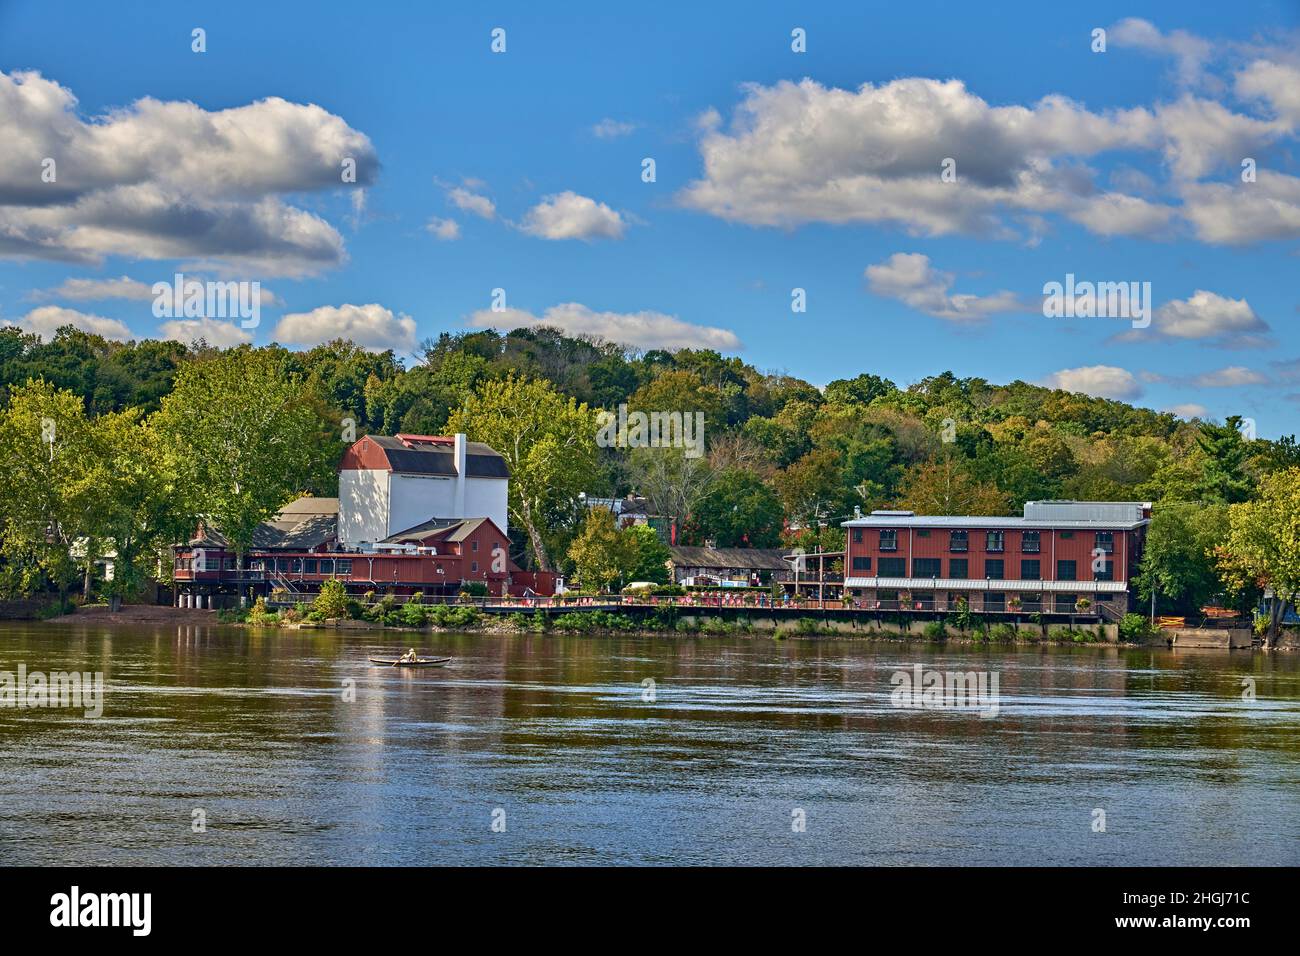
[841,500,1150,619]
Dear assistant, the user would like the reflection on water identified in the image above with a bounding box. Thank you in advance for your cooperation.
[1,622,1298,865]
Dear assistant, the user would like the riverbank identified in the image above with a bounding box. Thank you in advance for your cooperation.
[25,602,1283,649]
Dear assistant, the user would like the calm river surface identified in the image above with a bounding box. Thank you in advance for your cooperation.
[1,621,1298,866]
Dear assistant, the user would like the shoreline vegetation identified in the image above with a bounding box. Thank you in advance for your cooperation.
[23,597,1185,647]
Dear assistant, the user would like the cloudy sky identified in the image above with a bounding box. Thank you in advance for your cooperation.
[1,1,1298,435]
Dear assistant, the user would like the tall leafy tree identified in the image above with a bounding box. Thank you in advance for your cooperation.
[88,409,190,601]
[1217,467,1300,646]
[0,380,102,601]
[685,468,783,548]
[567,508,637,591]
[448,374,598,571]
[1134,501,1229,614]
[153,348,335,572]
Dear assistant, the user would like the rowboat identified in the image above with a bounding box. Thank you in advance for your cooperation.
[369,656,452,667]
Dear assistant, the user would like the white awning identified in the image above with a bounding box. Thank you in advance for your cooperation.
[843,577,1127,592]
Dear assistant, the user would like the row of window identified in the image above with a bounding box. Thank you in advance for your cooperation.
[852,528,1114,554]
[258,558,354,575]
[850,556,1113,581]
[176,555,355,575]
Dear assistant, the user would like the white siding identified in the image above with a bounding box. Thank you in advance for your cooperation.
[340,467,510,543]
[464,478,508,533]
[388,473,456,537]
[338,469,389,547]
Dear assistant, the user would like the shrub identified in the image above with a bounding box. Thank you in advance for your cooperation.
[552,610,636,632]
[247,597,278,626]
[990,623,1017,642]
[923,619,946,640]
[313,579,349,619]
[461,581,489,597]
[398,601,427,627]
[1119,613,1152,642]
[429,604,479,629]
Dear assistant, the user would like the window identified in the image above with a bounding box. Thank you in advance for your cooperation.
[1022,530,1040,553]
[205,557,221,571]
[1021,559,1041,580]
[985,592,1005,612]
[1056,593,1077,613]
[471,561,478,573]
[852,529,863,544]
[949,530,968,552]
[472,540,479,552]
[949,558,968,579]
[985,530,1005,552]
[917,529,930,538]
[1060,531,1074,540]
[913,558,942,577]
[277,559,290,572]
[879,530,898,551]
[1094,560,1114,581]
[985,558,1005,580]
[291,558,302,573]
[1057,560,1077,581]
[851,556,872,571]
[1095,531,1114,553]
[914,592,935,610]
[878,557,906,577]
[305,559,318,574]
[224,557,236,570]
[336,560,351,574]
[320,559,334,575]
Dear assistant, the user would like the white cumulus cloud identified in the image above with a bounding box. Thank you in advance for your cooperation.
[273,303,417,353]
[865,253,1022,323]
[1042,365,1143,401]
[519,192,626,240]
[4,305,133,341]
[467,302,740,351]
[158,318,253,348]
[0,70,375,275]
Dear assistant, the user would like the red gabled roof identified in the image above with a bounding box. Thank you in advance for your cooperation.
[338,434,509,477]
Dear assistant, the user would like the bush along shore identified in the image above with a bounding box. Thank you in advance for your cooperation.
[214,581,1145,644]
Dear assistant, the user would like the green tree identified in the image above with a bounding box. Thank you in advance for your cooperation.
[568,508,637,591]
[687,468,783,547]
[448,374,598,571]
[1134,501,1229,614]
[89,409,190,601]
[0,380,102,602]
[153,348,336,574]
[1196,417,1253,504]
[624,524,672,583]
[1217,467,1300,646]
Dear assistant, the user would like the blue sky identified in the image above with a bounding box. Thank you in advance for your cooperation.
[1,0,1299,435]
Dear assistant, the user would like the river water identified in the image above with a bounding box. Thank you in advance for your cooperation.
[1,621,1297,866]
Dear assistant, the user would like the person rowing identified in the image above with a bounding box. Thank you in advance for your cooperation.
[398,648,419,663]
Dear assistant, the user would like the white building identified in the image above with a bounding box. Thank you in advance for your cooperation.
[337,433,509,548]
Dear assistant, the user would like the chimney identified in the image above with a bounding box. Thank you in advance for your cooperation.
[453,433,467,517]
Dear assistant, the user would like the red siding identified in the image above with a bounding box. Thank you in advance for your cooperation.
[848,524,1141,584]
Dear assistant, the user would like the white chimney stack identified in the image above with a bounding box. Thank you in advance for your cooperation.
[453,433,467,517]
